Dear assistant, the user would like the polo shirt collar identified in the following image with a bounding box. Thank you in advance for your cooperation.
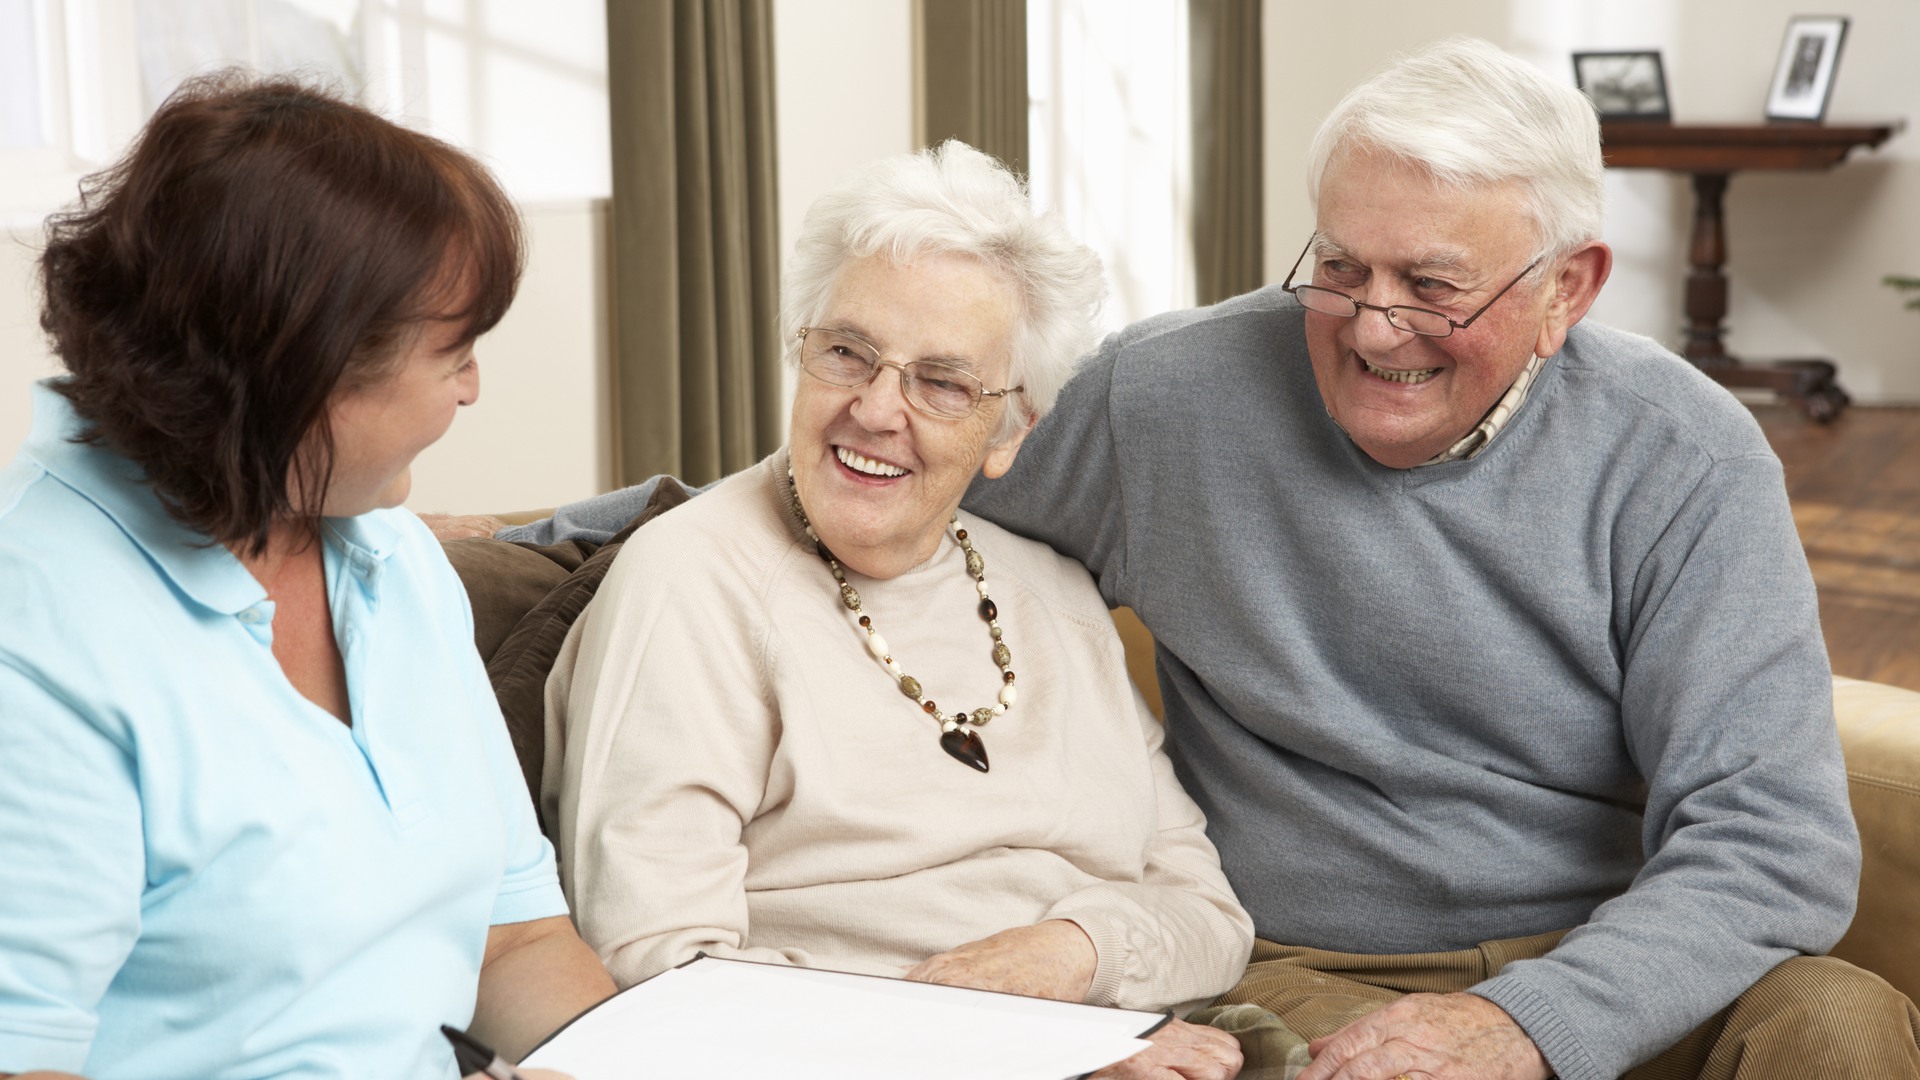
[23,380,402,613]
[323,508,401,595]
[24,381,266,616]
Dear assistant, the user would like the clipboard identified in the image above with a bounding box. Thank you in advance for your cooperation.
[520,953,1170,1079]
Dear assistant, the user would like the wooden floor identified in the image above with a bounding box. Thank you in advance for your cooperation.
[1752,405,1920,691]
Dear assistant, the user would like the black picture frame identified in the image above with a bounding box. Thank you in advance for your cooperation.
[1766,16,1849,122]
[1572,51,1672,123]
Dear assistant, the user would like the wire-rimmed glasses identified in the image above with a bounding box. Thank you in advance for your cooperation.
[796,327,1022,420]
[1280,234,1542,338]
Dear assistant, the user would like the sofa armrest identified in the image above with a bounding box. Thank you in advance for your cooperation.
[1829,675,1920,1003]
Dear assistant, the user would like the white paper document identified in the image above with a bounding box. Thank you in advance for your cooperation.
[520,955,1166,1079]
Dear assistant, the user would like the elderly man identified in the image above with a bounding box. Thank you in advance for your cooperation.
[447,38,1917,1080]
[966,38,1912,1080]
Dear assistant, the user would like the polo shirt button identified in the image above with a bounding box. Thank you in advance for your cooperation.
[238,609,262,624]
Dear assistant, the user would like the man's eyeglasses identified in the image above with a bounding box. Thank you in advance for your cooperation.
[796,327,1022,420]
[1280,234,1542,338]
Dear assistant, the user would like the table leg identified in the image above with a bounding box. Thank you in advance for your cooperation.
[1678,170,1849,422]
[1684,173,1731,364]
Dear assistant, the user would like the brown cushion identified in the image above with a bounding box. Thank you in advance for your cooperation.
[481,479,693,825]
[441,537,589,663]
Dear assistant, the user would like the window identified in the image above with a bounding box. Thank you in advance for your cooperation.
[0,0,608,222]
[1027,0,1194,331]
[133,0,367,110]
[1,0,50,151]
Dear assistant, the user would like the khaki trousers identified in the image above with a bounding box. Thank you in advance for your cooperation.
[1212,933,1920,1079]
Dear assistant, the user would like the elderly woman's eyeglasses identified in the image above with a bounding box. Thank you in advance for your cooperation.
[1280,235,1542,338]
[796,327,1022,420]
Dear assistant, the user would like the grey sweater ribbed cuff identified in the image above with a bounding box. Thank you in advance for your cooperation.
[1472,978,1603,1080]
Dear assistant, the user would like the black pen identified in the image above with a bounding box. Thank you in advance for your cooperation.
[441,1023,534,1080]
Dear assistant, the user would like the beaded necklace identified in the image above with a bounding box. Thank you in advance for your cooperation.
[785,466,1016,772]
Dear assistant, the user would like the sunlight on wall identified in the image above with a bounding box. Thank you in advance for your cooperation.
[771,0,916,440]
[1028,0,1194,332]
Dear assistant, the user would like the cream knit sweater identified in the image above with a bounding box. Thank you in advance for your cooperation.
[542,453,1253,1013]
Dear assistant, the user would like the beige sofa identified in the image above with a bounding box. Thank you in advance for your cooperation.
[446,520,1920,1007]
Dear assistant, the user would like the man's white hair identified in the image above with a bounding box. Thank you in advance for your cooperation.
[1308,37,1605,261]
[781,140,1106,443]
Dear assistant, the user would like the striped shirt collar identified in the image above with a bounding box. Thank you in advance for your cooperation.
[1415,352,1549,466]
[1321,352,1550,469]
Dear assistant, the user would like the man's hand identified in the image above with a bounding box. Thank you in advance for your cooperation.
[418,512,507,541]
[1089,1019,1243,1080]
[1296,992,1548,1080]
[903,919,1098,1001]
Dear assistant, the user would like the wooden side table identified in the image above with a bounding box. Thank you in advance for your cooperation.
[1599,122,1900,421]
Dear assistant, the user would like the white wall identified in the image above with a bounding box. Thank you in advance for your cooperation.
[772,1,915,270]
[1264,0,1920,403]
[0,205,614,511]
[408,201,612,512]
[768,0,917,422]
[0,229,61,462]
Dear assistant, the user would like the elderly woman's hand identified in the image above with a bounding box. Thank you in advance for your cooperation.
[1090,1019,1243,1080]
[903,919,1098,1001]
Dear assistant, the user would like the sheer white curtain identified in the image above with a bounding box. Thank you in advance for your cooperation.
[133,0,365,110]
[1,0,48,150]
[1027,0,1193,333]
[0,0,609,221]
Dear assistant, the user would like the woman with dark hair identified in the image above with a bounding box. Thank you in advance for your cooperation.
[0,74,611,1079]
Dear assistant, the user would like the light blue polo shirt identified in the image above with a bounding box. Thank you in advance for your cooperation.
[0,382,568,1079]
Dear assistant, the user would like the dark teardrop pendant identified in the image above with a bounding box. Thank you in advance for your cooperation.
[939,727,990,772]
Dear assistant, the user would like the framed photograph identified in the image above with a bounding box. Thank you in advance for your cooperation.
[1572,51,1672,122]
[1766,16,1849,122]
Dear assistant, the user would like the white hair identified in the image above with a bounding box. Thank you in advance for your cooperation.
[1308,37,1605,261]
[781,140,1106,442]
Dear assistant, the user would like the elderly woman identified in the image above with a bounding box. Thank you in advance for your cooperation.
[0,76,611,1079]
[542,142,1252,1077]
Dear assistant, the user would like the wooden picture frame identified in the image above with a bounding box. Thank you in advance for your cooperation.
[1572,51,1672,123]
[1766,16,1849,122]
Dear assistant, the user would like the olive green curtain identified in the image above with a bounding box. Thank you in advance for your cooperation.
[605,0,782,488]
[1189,0,1263,305]
[916,0,1028,175]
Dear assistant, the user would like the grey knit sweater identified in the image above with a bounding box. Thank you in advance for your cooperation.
[963,289,1858,1080]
